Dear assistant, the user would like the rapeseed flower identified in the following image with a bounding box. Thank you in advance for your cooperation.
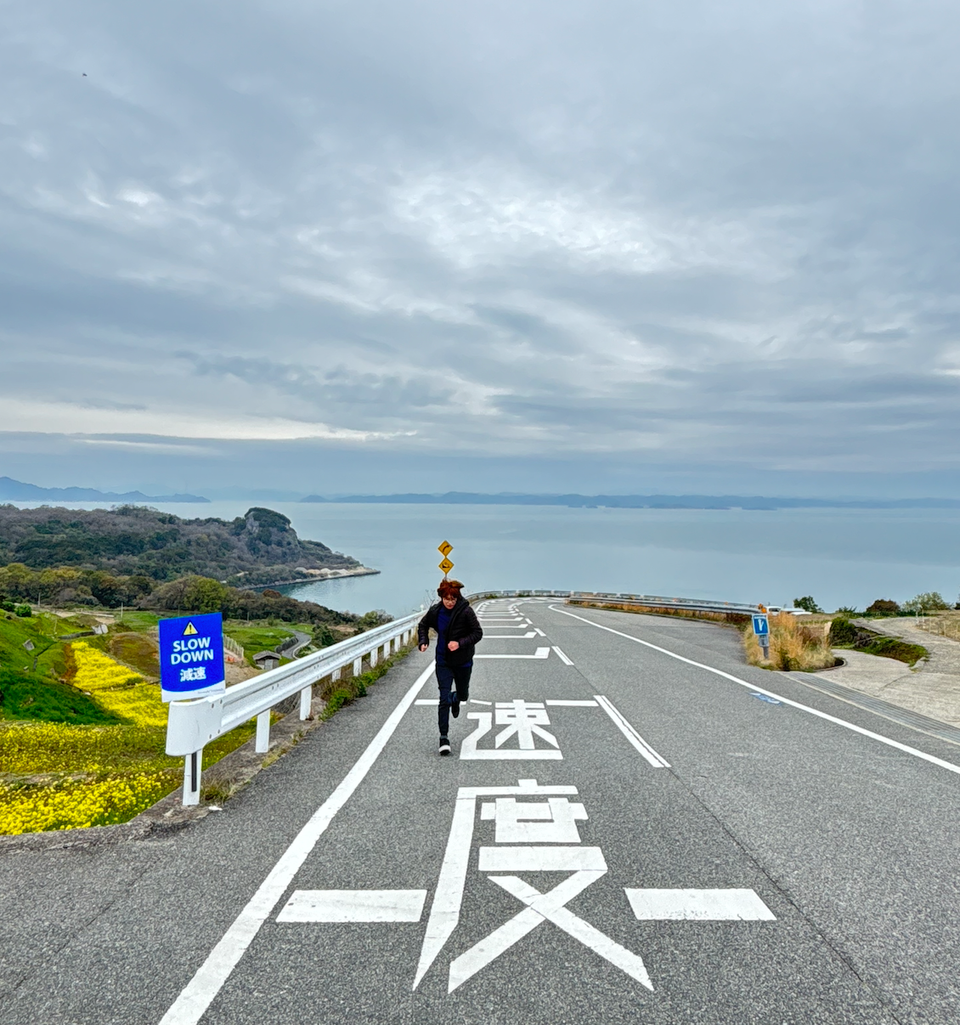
[0,772,176,835]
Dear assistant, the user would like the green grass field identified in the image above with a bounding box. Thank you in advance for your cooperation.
[0,611,258,834]
[223,621,307,662]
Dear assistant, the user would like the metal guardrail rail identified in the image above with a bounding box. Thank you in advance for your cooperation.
[166,611,421,806]
[468,589,759,615]
[165,590,761,806]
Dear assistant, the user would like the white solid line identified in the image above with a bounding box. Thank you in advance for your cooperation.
[277,889,427,923]
[485,632,538,639]
[546,699,599,707]
[476,647,551,660]
[533,627,546,637]
[551,645,574,665]
[625,888,776,921]
[594,695,670,768]
[551,606,960,778]
[478,846,607,872]
[158,662,437,1025]
[414,794,477,988]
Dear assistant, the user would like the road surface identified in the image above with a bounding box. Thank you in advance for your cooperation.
[2,599,959,1024]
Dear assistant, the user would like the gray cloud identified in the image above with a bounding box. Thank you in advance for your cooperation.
[2,0,960,492]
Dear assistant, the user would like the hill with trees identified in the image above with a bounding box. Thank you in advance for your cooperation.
[0,505,366,586]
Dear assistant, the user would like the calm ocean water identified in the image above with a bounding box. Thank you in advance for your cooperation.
[11,500,960,617]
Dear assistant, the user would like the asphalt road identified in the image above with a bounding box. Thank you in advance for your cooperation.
[2,599,959,1025]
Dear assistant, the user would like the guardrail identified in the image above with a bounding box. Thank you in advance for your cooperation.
[469,589,760,615]
[166,611,421,806]
[166,590,762,806]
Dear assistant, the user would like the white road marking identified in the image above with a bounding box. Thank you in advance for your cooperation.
[460,712,563,760]
[277,889,427,923]
[476,647,551,660]
[478,846,606,871]
[546,699,599,706]
[484,632,537,639]
[594,695,670,768]
[414,698,491,707]
[551,605,960,777]
[448,869,653,994]
[447,870,603,992]
[533,627,546,636]
[625,888,776,921]
[551,645,574,665]
[415,780,578,989]
[157,662,437,1025]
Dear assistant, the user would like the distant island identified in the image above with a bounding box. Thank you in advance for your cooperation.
[0,476,208,504]
[0,504,376,586]
[301,491,960,510]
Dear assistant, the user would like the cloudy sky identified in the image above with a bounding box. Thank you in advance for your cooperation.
[2,0,959,497]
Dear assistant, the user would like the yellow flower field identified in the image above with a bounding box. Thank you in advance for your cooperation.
[0,721,170,775]
[0,772,177,835]
[70,641,168,728]
[2,639,254,836]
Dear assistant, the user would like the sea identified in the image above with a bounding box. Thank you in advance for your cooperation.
[7,500,960,618]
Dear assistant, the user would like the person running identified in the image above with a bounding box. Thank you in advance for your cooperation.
[418,579,483,755]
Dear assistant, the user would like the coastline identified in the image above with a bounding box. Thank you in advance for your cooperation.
[252,566,380,590]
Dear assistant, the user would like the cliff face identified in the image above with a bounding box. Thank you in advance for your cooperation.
[0,505,362,583]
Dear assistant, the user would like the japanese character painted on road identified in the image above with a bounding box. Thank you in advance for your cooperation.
[460,701,562,760]
[415,779,653,994]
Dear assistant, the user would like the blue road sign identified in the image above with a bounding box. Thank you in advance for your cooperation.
[752,614,769,637]
[159,612,226,702]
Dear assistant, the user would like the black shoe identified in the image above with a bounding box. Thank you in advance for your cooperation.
[439,736,451,756]
[451,694,460,718]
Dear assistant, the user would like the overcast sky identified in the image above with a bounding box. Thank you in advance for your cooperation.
[2,0,959,497]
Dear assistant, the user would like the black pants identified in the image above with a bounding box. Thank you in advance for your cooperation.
[436,662,472,736]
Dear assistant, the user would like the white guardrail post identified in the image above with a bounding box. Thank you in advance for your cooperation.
[166,611,421,806]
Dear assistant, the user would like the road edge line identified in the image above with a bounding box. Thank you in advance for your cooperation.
[158,662,437,1025]
[550,605,960,778]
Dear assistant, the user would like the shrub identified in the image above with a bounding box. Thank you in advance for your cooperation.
[743,613,834,671]
[856,636,927,665]
[14,604,31,617]
[865,598,901,616]
[829,618,858,646]
[903,592,950,614]
[793,596,823,613]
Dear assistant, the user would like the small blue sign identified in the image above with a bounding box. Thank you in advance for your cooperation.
[752,614,769,637]
[159,612,226,702]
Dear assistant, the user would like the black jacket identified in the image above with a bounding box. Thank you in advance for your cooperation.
[418,597,483,667]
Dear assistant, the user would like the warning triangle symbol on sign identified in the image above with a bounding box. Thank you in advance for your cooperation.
[182,622,199,636]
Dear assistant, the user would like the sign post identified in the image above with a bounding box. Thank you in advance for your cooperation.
[438,540,454,577]
[752,608,770,660]
[160,612,227,806]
